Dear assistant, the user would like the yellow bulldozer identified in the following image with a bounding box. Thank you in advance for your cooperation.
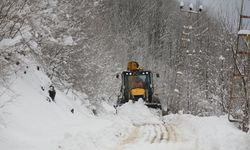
[116,61,162,109]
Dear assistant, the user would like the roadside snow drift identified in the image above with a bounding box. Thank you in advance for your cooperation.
[0,56,128,150]
[163,114,250,150]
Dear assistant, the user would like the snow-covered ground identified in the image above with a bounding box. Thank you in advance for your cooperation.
[164,114,250,150]
[0,55,131,150]
[0,56,250,150]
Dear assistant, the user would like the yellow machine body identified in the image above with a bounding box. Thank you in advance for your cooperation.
[127,61,139,71]
[131,88,145,96]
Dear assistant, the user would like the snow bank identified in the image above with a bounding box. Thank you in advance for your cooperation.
[0,55,135,150]
[238,30,250,35]
[0,55,116,150]
[164,114,250,150]
[116,99,162,125]
[0,56,89,149]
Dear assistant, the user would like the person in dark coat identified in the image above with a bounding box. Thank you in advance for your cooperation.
[48,85,56,102]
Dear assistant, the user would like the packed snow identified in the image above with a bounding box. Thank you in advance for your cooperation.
[238,30,250,35]
[0,56,250,150]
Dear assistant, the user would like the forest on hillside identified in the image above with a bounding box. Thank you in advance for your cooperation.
[0,0,246,116]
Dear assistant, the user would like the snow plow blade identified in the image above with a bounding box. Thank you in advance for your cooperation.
[145,103,162,109]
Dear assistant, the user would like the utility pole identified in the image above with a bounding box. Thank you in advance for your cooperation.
[173,0,203,113]
[228,0,250,132]
[219,55,225,111]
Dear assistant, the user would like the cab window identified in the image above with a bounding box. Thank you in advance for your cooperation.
[128,74,148,89]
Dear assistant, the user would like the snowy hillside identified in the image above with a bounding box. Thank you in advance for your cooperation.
[0,57,249,150]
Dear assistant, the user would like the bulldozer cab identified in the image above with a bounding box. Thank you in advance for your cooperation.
[117,70,161,109]
[129,73,149,88]
[117,61,161,109]
[123,71,153,100]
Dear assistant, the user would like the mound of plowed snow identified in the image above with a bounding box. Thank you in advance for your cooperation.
[163,114,250,150]
[116,99,162,125]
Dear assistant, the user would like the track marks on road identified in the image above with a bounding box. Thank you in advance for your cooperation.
[121,123,178,146]
[165,124,178,142]
[121,126,140,145]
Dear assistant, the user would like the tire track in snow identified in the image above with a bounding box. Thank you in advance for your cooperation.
[165,124,178,142]
[150,124,158,143]
[143,124,151,142]
[118,123,179,149]
[160,124,169,141]
[159,124,164,141]
[121,126,140,145]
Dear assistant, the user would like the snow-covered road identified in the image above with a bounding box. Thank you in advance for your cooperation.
[114,103,197,150]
